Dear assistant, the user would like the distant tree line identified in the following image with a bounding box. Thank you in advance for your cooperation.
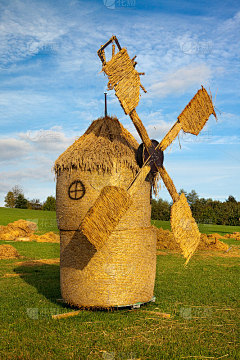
[4,185,56,211]
[151,189,240,226]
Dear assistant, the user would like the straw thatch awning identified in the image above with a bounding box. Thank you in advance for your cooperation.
[54,116,140,175]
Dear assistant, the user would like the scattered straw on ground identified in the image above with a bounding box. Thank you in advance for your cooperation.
[224,231,240,240]
[154,226,230,252]
[34,232,60,243]
[0,245,20,259]
[0,220,59,243]
[155,227,181,251]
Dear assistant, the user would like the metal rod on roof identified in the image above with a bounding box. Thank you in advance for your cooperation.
[104,91,107,117]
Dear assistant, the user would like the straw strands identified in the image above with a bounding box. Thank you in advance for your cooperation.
[102,48,146,115]
[155,226,229,252]
[60,227,156,307]
[80,186,133,250]
[178,86,217,135]
[0,245,20,259]
[170,193,201,265]
[54,116,140,176]
[56,115,156,307]
[80,165,151,250]
[159,122,182,152]
[129,110,152,149]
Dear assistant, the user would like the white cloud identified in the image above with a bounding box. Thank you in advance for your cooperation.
[0,138,31,162]
[149,64,212,98]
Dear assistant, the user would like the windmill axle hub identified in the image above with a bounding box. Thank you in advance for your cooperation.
[137,140,164,173]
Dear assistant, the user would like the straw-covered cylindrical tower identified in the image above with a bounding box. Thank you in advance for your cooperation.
[54,116,156,308]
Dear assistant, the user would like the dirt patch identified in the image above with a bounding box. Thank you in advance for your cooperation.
[0,245,20,259]
[16,258,60,267]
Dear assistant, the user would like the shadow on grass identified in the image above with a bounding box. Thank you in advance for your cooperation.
[13,263,65,305]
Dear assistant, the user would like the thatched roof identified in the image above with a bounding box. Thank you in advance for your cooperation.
[54,116,140,175]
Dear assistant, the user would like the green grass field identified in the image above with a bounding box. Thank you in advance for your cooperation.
[0,208,239,359]
[1,207,240,237]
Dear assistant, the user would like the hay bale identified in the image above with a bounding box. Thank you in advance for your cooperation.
[26,221,38,232]
[214,240,229,251]
[0,220,58,243]
[0,245,20,259]
[60,227,156,307]
[55,116,156,307]
[0,220,37,241]
[7,220,35,236]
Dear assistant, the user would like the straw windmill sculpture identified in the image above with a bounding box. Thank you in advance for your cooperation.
[54,35,216,309]
[82,35,217,263]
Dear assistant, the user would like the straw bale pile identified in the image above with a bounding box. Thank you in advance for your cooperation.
[207,233,225,240]
[0,220,59,243]
[224,232,240,240]
[198,234,229,251]
[0,245,20,259]
[35,232,60,243]
[155,227,180,251]
[155,226,229,252]
[0,220,37,240]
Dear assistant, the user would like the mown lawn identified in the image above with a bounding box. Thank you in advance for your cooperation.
[0,239,239,359]
[0,208,239,359]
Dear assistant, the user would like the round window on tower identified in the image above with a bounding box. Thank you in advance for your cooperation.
[68,180,86,200]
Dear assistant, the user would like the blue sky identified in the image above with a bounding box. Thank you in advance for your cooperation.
[0,0,239,206]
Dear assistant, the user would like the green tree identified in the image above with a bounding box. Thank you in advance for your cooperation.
[187,190,199,208]
[4,191,15,208]
[12,185,24,201]
[178,188,188,197]
[151,198,170,220]
[4,185,24,208]
[226,195,237,203]
[28,199,43,210]
[15,194,28,209]
[43,196,56,211]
